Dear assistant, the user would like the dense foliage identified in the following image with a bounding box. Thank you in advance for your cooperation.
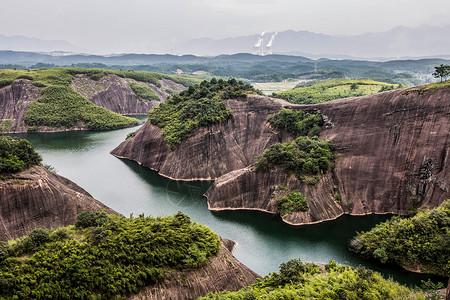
[268,108,323,136]
[0,211,220,299]
[256,136,338,184]
[0,68,140,131]
[273,79,402,104]
[128,82,160,101]
[25,85,139,130]
[0,136,41,175]
[350,200,450,277]
[148,78,258,149]
[199,259,425,299]
[277,189,309,216]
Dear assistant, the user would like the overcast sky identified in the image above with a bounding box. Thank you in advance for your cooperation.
[1,0,449,53]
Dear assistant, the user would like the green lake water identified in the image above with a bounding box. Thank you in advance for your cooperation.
[11,119,446,287]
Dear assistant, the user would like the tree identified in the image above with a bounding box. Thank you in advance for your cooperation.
[432,64,450,82]
[350,82,358,91]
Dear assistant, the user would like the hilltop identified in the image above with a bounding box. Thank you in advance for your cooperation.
[0,68,197,133]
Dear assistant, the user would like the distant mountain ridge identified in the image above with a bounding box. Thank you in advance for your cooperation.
[175,24,450,59]
[0,34,87,53]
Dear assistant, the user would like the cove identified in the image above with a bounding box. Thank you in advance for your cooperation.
[11,119,446,287]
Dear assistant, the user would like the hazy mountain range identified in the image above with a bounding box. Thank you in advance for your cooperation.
[175,24,450,59]
[0,24,449,59]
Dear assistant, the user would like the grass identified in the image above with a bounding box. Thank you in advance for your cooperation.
[273,79,402,104]
[128,82,160,101]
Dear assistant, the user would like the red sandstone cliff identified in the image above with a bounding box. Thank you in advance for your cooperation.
[0,166,116,241]
[0,74,186,133]
[111,85,449,225]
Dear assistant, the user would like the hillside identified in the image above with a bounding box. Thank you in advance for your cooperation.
[273,79,402,104]
[0,68,195,133]
[112,80,450,225]
[350,200,450,277]
[200,259,426,299]
[0,212,259,299]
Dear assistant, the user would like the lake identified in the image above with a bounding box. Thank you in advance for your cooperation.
[11,119,445,287]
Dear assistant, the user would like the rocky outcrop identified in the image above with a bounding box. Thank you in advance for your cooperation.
[0,79,40,133]
[111,95,291,180]
[111,85,450,225]
[0,73,187,133]
[72,74,176,115]
[0,166,115,241]
[206,166,344,225]
[129,239,260,300]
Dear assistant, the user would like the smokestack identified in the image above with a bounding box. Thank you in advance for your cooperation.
[265,32,277,55]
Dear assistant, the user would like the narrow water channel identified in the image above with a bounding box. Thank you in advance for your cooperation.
[11,119,446,287]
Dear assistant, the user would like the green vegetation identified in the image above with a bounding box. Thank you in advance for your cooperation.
[200,259,425,299]
[148,78,258,149]
[273,79,402,104]
[0,119,13,133]
[0,68,141,131]
[350,200,450,276]
[0,211,220,299]
[268,108,323,136]
[0,136,41,175]
[128,82,160,101]
[277,190,309,216]
[432,64,450,82]
[256,136,338,184]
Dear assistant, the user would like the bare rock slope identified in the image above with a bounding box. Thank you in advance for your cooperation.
[0,166,115,241]
[112,86,450,225]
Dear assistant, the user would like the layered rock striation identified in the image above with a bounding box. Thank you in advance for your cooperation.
[0,166,115,241]
[112,86,450,225]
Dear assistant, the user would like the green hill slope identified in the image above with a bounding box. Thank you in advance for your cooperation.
[0,211,220,299]
[273,79,402,104]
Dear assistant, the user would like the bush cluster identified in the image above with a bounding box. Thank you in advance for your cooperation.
[276,190,309,216]
[350,200,450,276]
[0,211,220,299]
[0,136,42,174]
[199,259,425,299]
[268,108,323,136]
[255,136,337,183]
[148,78,258,149]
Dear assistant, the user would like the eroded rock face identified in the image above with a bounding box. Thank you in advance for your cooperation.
[111,86,450,224]
[72,74,166,115]
[111,95,292,180]
[0,166,115,241]
[128,239,260,300]
[0,79,40,133]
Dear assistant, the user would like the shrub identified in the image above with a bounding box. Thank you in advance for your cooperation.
[277,190,309,216]
[268,108,323,136]
[75,210,108,229]
[255,136,338,183]
[0,136,42,174]
[350,200,450,276]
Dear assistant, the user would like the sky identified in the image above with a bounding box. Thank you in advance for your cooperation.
[1,0,449,53]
